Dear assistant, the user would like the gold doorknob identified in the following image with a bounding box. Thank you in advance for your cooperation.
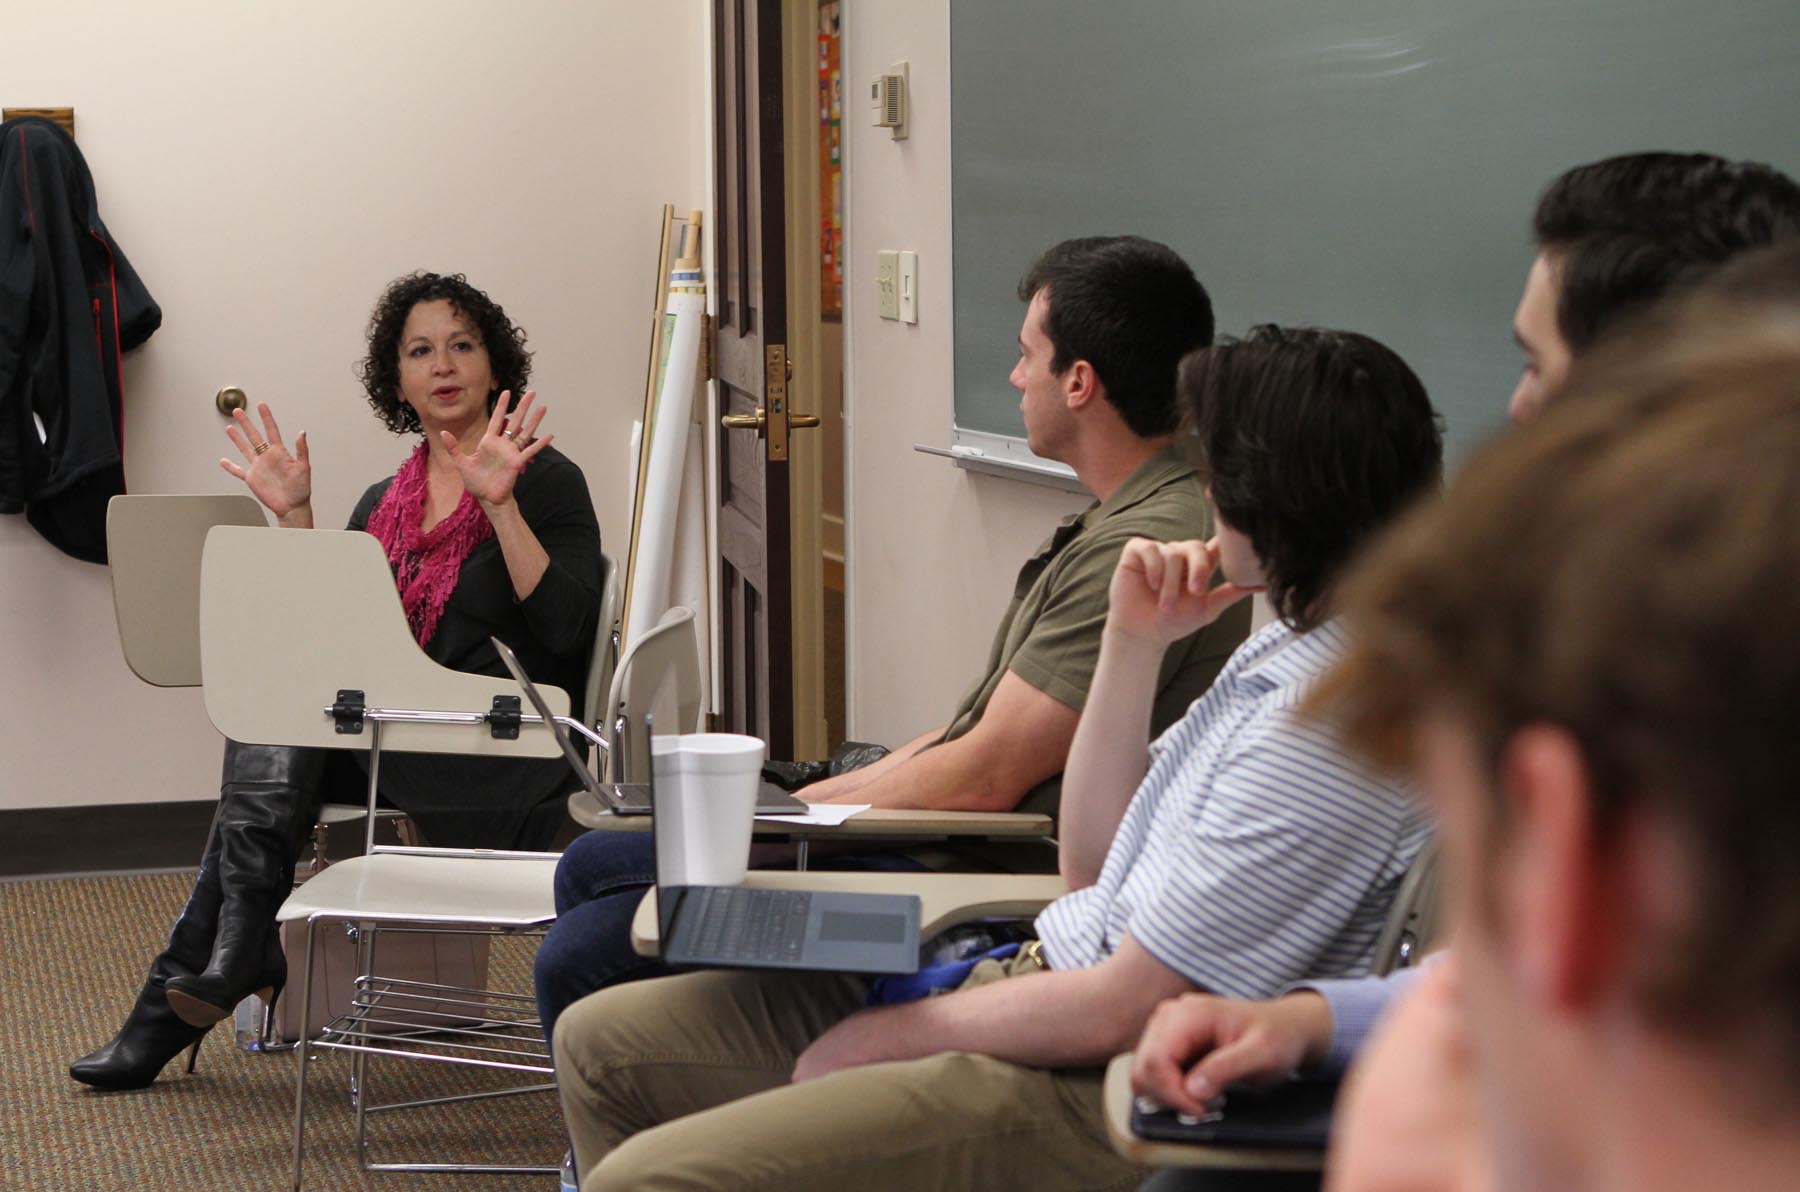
[216,386,248,416]
[720,409,821,431]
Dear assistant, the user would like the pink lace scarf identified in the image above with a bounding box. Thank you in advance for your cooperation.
[365,442,493,647]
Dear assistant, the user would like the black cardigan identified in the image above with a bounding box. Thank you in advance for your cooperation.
[340,443,603,849]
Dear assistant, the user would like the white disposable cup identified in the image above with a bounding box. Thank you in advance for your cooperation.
[651,732,765,886]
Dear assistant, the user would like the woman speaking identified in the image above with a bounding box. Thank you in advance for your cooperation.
[71,272,602,1090]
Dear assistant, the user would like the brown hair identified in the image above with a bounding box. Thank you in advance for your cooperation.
[1178,325,1443,630]
[1314,312,1800,1083]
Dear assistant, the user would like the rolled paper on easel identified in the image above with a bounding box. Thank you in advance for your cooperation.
[666,416,713,717]
[627,220,707,644]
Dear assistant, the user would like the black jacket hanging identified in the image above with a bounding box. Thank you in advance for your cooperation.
[0,116,161,563]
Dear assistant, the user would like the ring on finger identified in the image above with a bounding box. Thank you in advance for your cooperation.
[503,428,519,440]
[253,441,270,455]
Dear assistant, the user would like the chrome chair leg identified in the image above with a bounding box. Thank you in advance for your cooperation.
[351,922,375,1163]
[290,917,319,1192]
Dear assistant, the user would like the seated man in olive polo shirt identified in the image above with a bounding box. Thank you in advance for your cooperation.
[533,235,1251,1032]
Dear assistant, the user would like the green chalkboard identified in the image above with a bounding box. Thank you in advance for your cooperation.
[951,0,1800,459]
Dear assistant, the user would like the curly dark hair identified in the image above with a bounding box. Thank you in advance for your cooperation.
[1180,325,1444,631]
[357,272,533,434]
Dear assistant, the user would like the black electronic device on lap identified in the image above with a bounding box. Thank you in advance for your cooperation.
[1130,1078,1338,1149]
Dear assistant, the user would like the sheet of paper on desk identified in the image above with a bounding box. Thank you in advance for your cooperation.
[756,803,870,826]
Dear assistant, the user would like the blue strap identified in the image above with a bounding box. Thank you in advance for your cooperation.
[866,942,1021,1006]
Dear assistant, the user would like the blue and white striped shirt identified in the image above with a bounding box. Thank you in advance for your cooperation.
[1034,619,1428,999]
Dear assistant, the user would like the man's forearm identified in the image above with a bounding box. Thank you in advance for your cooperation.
[804,727,943,803]
[1058,627,1164,887]
[844,734,1026,811]
[809,672,1077,812]
[803,960,1182,1077]
[795,936,1196,1083]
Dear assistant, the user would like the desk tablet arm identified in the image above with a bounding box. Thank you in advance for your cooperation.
[569,798,1052,842]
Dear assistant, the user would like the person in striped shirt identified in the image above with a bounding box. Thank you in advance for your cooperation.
[550,325,1444,1192]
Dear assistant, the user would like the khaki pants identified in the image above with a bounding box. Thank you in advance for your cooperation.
[554,952,1145,1191]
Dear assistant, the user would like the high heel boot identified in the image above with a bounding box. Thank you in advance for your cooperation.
[68,967,209,1090]
[71,817,226,1089]
[165,742,323,1027]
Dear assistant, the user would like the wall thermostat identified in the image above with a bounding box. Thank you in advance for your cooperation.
[870,61,909,140]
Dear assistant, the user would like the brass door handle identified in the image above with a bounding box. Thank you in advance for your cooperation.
[721,409,821,431]
[216,386,248,416]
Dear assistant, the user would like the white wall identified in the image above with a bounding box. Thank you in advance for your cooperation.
[841,1,1090,744]
[0,1,707,810]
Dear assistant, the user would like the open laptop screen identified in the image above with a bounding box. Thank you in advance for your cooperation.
[491,637,603,798]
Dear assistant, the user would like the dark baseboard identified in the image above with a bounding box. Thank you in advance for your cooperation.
[0,800,215,878]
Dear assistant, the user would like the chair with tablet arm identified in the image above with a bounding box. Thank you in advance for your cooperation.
[199,524,576,1188]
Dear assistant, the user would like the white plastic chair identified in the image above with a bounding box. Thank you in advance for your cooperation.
[603,604,705,783]
[584,551,624,750]
[106,493,268,686]
[198,525,573,1186]
[105,493,418,888]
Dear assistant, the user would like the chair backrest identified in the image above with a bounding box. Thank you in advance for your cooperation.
[603,605,702,782]
[198,525,565,760]
[106,493,267,686]
[581,551,622,731]
[1370,839,1441,976]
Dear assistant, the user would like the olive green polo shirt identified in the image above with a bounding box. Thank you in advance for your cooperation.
[926,446,1252,821]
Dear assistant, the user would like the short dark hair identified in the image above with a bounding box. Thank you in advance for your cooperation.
[1179,326,1443,631]
[1533,152,1800,354]
[358,272,533,435]
[1318,316,1800,1089]
[1017,236,1214,437]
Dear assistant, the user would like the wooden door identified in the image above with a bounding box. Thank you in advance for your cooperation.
[713,0,794,757]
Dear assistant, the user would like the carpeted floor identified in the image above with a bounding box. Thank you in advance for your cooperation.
[1,872,565,1190]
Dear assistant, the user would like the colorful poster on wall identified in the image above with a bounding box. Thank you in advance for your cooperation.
[819,1,843,318]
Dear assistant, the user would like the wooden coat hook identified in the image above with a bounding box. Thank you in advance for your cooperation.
[4,108,75,137]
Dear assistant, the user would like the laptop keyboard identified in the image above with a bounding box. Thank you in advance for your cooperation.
[688,887,814,963]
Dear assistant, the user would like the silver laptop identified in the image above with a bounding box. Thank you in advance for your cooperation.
[490,636,807,817]
[646,725,922,975]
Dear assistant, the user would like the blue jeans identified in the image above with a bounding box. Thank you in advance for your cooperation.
[533,830,929,1037]
[534,831,663,1037]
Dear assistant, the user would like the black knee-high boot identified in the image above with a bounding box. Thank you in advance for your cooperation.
[164,742,325,1028]
[69,811,227,1089]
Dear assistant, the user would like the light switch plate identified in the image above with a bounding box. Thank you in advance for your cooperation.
[898,251,918,324]
[876,250,899,320]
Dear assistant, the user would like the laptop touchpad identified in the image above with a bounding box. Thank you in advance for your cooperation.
[818,910,907,943]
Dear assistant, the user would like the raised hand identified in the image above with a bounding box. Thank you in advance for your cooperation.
[1106,537,1258,647]
[441,389,553,509]
[220,402,312,526]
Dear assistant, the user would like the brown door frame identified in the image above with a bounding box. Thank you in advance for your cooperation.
[713,0,794,757]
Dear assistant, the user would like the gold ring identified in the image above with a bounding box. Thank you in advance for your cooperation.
[253,441,270,456]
